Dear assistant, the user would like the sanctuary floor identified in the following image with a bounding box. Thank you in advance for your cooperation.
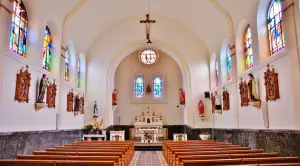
[129,151,168,166]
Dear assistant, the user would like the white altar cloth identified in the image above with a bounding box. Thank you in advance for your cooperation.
[110,130,125,141]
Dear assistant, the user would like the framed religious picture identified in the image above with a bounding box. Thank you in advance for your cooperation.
[222,89,230,110]
[15,65,31,103]
[67,89,74,112]
[239,79,250,107]
[80,95,84,114]
[46,80,57,108]
[264,64,279,102]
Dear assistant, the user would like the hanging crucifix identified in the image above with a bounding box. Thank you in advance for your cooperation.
[140,14,156,43]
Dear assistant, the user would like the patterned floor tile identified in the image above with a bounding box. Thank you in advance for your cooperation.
[129,151,168,166]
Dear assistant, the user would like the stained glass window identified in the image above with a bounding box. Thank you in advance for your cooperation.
[226,46,232,80]
[153,76,163,98]
[65,50,70,81]
[268,0,285,55]
[215,58,220,87]
[42,26,52,71]
[77,59,81,87]
[9,0,28,57]
[244,25,253,70]
[140,49,157,65]
[135,76,144,98]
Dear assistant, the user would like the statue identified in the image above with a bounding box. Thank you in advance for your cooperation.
[264,64,280,102]
[93,100,98,118]
[247,73,259,101]
[37,74,48,103]
[112,89,118,105]
[198,100,204,119]
[74,95,81,114]
[179,88,185,105]
[146,85,152,94]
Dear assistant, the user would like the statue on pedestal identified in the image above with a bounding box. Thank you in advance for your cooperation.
[93,100,98,118]
[112,89,118,105]
[198,100,204,120]
[247,73,261,108]
[179,88,185,105]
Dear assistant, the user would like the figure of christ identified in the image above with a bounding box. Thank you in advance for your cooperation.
[140,14,156,43]
[248,73,259,101]
[198,100,205,118]
[37,74,48,103]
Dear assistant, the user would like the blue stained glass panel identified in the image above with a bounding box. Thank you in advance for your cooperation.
[244,25,254,70]
[135,76,144,98]
[153,76,163,98]
[215,58,219,87]
[268,0,285,55]
[226,46,232,81]
[65,51,70,81]
[77,59,81,87]
[42,26,52,71]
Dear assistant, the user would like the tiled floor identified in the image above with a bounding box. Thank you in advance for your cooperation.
[130,151,168,166]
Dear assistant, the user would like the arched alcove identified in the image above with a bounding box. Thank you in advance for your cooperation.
[114,49,183,125]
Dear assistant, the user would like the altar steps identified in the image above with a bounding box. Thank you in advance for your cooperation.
[135,146,162,151]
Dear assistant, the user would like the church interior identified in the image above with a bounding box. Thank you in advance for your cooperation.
[1,0,300,165]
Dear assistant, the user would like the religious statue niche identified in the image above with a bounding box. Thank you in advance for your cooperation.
[67,89,74,112]
[112,89,118,105]
[146,85,152,94]
[93,100,98,118]
[80,95,84,114]
[74,94,83,116]
[247,73,261,108]
[222,89,230,111]
[15,65,31,103]
[179,88,185,105]
[239,79,249,107]
[264,64,280,102]
[36,74,48,103]
[212,92,222,114]
[198,100,205,120]
[46,80,57,108]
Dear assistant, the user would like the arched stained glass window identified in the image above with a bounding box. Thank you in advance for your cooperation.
[42,26,52,71]
[244,25,253,70]
[139,49,158,65]
[226,46,232,80]
[135,76,144,98]
[215,58,220,87]
[9,0,28,57]
[153,76,163,98]
[268,0,285,55]
[65,50,70,81]
[77,59,81,87]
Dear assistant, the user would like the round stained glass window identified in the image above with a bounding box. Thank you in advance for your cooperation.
[139,49,158,65]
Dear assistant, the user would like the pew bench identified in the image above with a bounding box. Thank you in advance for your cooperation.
[0,160,115,166]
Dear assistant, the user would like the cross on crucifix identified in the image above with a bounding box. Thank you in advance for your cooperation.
[140,14,156,43]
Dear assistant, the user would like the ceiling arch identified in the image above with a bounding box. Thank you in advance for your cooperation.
[63,0,236,54]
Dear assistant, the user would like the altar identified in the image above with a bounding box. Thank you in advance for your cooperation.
[133,110,164,143]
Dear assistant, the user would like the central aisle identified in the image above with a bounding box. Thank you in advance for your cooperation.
[130,151,168,166]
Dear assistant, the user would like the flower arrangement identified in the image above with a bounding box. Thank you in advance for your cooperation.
[83,119,103,134]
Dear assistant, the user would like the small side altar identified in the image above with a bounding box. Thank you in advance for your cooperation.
[134,109,163,143]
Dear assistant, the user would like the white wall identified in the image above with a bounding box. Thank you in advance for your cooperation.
[114,50,183,125]
[0,0,85,132]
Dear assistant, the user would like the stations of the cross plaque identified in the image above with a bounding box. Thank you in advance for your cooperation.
[140,14,156,44]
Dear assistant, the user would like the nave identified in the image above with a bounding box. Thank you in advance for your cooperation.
[0,140,299,166]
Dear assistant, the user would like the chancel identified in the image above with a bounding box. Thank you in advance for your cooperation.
[1,0,300,165]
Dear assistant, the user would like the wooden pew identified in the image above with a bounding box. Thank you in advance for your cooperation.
[32,151,125,166]
[182,157,300,166]
[0,160,115,166]
[170,149,265,165]
[17,155,121,166]
[176,153,279,166]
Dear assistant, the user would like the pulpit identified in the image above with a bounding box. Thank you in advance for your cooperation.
[173,133,187,141]
[110,130,125,141]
